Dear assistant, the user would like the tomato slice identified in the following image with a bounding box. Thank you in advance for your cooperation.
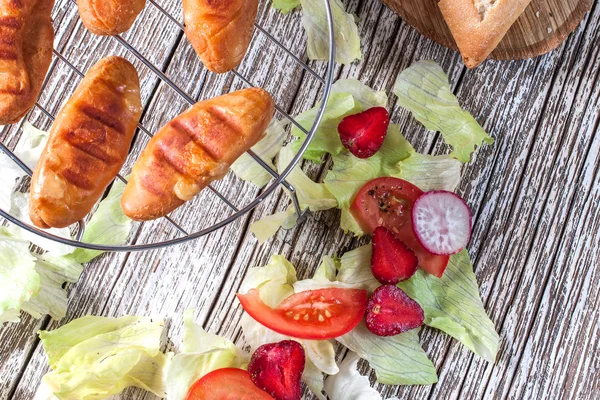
[185,368,273,400]
[349,177,449,277]
[237,288,367,340]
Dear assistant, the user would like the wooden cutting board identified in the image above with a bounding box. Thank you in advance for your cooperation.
[382,0,594,60]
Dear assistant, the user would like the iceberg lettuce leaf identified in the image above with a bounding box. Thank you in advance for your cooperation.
[393,60,493,162]
[398,250,499,362]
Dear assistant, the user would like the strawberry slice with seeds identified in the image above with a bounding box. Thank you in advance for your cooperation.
[338,107,390,159]
[371,226,419,284]
[248,340,305,400]
[366,285,424,336]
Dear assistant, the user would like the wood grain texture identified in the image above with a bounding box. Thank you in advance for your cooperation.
[1,0,599,399]
[383,0,594,60]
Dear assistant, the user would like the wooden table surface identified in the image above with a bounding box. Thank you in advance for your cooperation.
[1,0,599,399]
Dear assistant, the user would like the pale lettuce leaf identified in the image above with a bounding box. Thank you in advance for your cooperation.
[393,60,493,162]
[336,244,379,292]
[231,119,288,188]
[303,359,327,400]
[250,208,298,244]
[398,153,462,192]
[69,180,132,263]
[0,228,39,322]
[21,255,83,320]
[324,352,399,400]
[398,250,499,362]
[337,322,437,385]
[272,0,301,13]
[301,0,361,65]
[38,315,170,400]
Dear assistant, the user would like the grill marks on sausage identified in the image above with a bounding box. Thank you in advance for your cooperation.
[79,104,126,135]
[0,17,21,61]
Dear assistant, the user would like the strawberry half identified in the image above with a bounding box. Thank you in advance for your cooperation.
[338,107,390,159]
[366,285,424,336]
[248,340,305,400]
[371,226,419,284]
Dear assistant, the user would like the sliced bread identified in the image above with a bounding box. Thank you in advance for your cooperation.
[438,0,533,68]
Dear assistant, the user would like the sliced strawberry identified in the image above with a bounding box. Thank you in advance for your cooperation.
[371,227,419,284]
[338,107,390,159]
[366,285,424,336]
[248,340,305,400]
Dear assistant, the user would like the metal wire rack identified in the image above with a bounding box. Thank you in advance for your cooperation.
[0,0,335,251]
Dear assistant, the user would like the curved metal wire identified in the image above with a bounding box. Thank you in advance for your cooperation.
[0,0,336,252]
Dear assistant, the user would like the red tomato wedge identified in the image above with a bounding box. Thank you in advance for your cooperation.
[237,288,368,340]
[350,177,449,277]
[185,368,273,400]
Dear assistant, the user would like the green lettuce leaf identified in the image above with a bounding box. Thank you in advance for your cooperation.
[335,244,379,292]
[69,179,132,263]
[272,0,300,13]
[0,228,39,322]
[300,0,361,65]
[230,119,288,188]
[38,315,170,400]
[337,322,437,385]
[166,310,246,400]
[393,60,493,162]
[291,92,357,162]
[398,250,499,362]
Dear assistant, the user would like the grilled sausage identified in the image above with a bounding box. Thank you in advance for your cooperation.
[121,87,274,221]
[183,0,258,73]
[0,0,54,125]
[77,0,146,36]
[29,56,142,228]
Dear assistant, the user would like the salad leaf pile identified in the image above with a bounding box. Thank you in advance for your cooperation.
[247,61,491,242]
[36,316,171,400]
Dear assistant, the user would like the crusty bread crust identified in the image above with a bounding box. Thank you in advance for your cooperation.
[121,88,274,221]
[439,0,533,68]
[183,0,258,73]
[0,0,54,125]
[77,0,146,36]
[29,56,142,229]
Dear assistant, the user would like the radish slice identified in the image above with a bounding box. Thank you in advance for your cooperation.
[411,191,472,255]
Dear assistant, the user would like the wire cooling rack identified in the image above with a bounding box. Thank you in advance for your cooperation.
[0,0,335,251]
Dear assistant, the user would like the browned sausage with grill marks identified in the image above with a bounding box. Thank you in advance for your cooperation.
[121,88,274,221]
[29,56,143,229]
[0,0,54,125]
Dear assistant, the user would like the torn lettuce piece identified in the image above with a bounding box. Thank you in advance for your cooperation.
[336,244,379,293]
[231,119,288,188]
[292,92,357,162]
[303,358,327,400]
[69,179,132,264]
[21,255,83,320]
[292,80,387,162]
[0,228,39,322]
[166,310,246,400]
[0,122,49,211]
[250,145,337,243]
[272,0,301,13]
[393,60,493,162]
[301,0,361,65]
[38,315,170,400]
[397,153,462,192]
[398,250,499,362]
[0,228,82,323]
[9,192,74,257]
[337,322,437,385]
[324,351,400,400]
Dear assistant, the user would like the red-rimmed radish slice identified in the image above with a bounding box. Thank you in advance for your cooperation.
[411,191,472,255]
